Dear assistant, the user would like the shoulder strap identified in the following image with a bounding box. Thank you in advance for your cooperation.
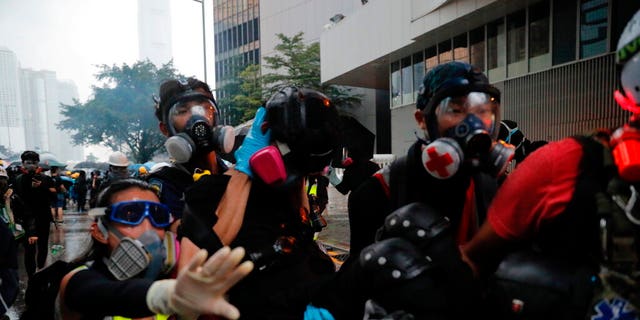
[388,156,409,211]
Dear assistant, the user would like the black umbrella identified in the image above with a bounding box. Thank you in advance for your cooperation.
[338,115,375,162]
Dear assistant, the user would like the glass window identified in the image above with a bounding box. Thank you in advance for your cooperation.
[438,40,452,64]
[253,19,259,42]
[453,33,469,62]
[529,0,550,58]
[413,51,425,97]
[425,46,438,71]
[507,10,526,64]
[553,0,577,64]
[391,61,401,107]
[401,57,413,104]
[580,0,608,59]
[487,18,506,69]
[470,26,485,70]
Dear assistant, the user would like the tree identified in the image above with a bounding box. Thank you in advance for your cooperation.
[261,32,362,108]
[57,60,183,163]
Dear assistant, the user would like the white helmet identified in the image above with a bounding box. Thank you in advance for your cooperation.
[108,151,130,167]
[615,10,640,114]
[0,166,7,178]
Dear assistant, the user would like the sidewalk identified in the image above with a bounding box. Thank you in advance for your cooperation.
[317,185,350,250]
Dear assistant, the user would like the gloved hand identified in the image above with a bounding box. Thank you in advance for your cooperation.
[146,247,254,319]
[234,107,271,177]
[304,304,335,320]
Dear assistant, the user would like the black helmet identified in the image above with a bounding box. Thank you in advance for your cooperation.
[416,61,500,140]
[265,86,340,175]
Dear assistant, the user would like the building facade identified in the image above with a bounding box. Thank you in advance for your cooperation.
[0,47,26,153]
[321,0,639,155]
[213,0,261,101]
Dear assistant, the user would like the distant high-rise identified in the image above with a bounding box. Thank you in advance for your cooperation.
[138,0,173,66]
[214,0,260,108]
[20,69,84,161]
[0,47,26,152]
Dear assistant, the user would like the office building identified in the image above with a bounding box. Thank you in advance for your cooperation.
[138,0,173,66]
[321,0,638,155]
[0,47,26,152]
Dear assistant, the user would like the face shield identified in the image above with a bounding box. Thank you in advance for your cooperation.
[435,92,500,138]
[167,98,218,135]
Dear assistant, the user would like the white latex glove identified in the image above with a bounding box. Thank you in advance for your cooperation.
[147,247,254,319]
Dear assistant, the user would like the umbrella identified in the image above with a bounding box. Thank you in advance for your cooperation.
[60,175,74,189]
[338,115,375,162]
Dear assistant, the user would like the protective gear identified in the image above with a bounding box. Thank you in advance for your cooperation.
[416,61,501,140]
[359,237,431,290]
[22,160,39,173]
[164,113,235,164]
[249,146,286,184]
[610,120,640,182]
[615,10,640,114]
[0,166,7,178]
[106,200,172,228]
[421,115,514,179]
[108,151,130,167]
[146,248,253,320]
[375,202,451,249]
[235,107,272,178]
[107,165,130,180]
[265,87,340,177]
[102,227,173,281]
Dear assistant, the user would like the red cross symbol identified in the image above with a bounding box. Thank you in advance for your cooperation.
[425,146,454,177]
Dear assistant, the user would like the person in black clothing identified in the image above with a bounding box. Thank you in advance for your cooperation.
[148,77,235,234]
[13,151,53,278]
[0,167,19,319]
[57,179,253,320]
[88,170,102,209]
[317,61,514,319]
[333,157,380,195]
[179,87,340,319]
[74,170,88,212]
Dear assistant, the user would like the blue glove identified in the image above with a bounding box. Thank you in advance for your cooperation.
[234,107,271,177]
[304,304,335,320]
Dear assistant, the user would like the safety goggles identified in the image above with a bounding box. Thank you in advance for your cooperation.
[106,200,172,228]
[437,92,498,122]
[168,99,217,124]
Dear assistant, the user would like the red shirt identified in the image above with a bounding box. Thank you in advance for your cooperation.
[488,138,583,241]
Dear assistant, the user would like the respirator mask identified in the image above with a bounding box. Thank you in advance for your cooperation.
[164,96,235,164]
[611,116,640,184]
[93,201,177,280]
[421,92,514,179]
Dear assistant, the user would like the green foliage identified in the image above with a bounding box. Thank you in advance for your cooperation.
[223,32,361,124]
[57,60,182,163]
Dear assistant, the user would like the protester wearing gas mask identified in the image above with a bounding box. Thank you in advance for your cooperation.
[55,179,253,320]
[13,150,54,278]
[345,61,512,264]
[148,77,236,235]
[178,86,339,319]
[460,11,640,318]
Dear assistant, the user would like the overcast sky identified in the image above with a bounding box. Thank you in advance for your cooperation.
[0,0,215,161]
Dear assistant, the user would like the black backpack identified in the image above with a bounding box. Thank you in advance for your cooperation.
[21,260,81,320]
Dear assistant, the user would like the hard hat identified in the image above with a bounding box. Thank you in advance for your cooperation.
[138,166,148,174]
[108,151,130,167]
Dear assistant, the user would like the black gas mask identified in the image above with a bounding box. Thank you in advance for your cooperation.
[162,85,235,164]
[421,92,514,179]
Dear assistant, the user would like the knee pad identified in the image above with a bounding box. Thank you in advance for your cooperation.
[359,237,431,289]
[375,202,450,250]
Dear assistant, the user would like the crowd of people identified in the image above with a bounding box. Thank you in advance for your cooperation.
[0,10,639,320]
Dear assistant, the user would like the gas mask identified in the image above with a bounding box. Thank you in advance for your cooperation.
[610,118,640,183]
[99,220,176,280]
[421,97,514,179]
[164,100,235,164]
[22,160,39,174]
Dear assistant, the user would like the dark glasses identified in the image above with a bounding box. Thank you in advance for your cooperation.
[106,201,172,228]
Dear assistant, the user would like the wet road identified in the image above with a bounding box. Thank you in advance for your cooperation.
[5,187,351,319]
[6,210,94,320]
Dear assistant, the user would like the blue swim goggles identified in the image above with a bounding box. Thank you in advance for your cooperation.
[106,201,172,228]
